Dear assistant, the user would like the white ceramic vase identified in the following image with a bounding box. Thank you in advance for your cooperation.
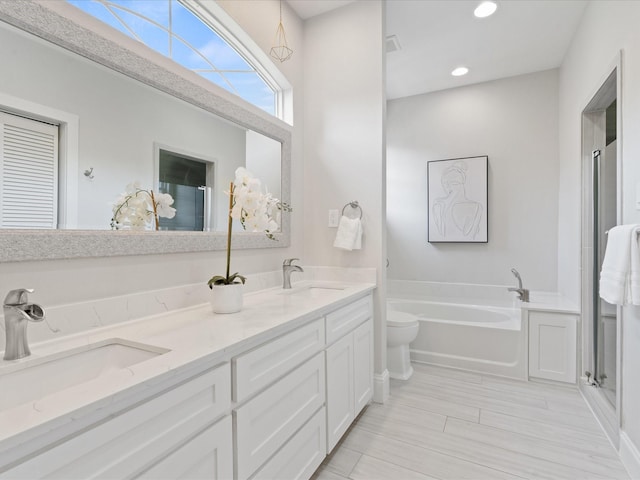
[209,283,243,314]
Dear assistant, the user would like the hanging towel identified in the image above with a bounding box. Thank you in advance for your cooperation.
[631,226,640,305]
[599,224,640,305]
[333,216,363,251]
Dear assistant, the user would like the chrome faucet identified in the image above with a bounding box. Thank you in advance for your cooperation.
[508,268,529,303]
[283,258,303,289]
[3,288,45,361]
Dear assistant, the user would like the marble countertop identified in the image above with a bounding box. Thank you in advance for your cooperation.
[0,280,375,459]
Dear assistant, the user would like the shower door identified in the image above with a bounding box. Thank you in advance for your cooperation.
[592,112,617,406]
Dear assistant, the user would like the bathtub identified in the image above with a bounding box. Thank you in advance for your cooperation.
[388,298,527,379]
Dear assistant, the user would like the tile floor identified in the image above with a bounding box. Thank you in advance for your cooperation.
[312,363,629,480]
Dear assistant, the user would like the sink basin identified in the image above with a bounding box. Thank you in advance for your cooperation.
[0,338,169,411]
[278,284,347,297]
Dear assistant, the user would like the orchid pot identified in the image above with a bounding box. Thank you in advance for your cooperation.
[209,282,244,314]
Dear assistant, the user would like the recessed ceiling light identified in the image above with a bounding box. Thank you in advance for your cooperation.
[474,1,498,18]
[451,67,469,77]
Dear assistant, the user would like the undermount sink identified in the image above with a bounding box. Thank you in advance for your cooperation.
[0,338,169,411]
[278,284,347,297]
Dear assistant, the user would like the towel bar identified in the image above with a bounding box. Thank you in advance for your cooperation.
[605,229,640,235]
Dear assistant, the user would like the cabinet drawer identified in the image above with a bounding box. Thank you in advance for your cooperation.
[235,352,325,480]
[252,407,326,480]
[326,295,372,345]
[2,364,231,479]
[233,318,324,403]
[138,415,233,480]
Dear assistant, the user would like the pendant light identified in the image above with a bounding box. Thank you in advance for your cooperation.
[270,0,293,62]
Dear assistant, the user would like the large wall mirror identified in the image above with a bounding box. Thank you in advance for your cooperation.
[0,0,291,262]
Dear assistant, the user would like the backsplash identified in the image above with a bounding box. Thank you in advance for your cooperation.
[0,267,376,352]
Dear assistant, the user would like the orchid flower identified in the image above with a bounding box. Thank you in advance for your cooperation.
[111,183,176,231]
[208,167,292,287]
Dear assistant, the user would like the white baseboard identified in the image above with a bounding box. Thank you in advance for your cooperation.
[373,369,389,404]
[620,431,640,479]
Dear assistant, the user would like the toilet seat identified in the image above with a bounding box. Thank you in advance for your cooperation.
[387,310,417,327]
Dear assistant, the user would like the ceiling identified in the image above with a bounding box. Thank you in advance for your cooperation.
[287,0,588,100]
[286,0,355,20]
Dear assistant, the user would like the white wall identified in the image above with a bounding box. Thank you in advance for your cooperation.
[0,2,304,312]
[557,1,640,471]
[387,70,559,291]
[302,1,387,397]
[246,130,281,199]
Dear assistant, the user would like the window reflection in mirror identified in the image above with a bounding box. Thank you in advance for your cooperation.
[0,112,59,229]
[66,0,279,116]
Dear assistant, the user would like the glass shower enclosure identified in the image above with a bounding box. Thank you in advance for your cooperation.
[590,100,617,407]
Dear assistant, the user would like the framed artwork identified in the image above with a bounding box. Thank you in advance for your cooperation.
[427,155,488,243]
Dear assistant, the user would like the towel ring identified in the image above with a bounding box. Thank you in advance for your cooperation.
[342,201,363,219]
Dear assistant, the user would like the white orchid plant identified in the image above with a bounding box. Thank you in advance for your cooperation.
[111,182,176,231]
[208,167,291,287]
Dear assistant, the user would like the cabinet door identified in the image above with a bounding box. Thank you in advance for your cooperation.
[326,333,354,452]
[353,319,373,415]
[138,416,233,480]
[529,312,577,383]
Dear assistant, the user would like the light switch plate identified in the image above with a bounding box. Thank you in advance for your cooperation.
[328,209,340,227]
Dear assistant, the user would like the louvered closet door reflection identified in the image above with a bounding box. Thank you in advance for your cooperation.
[0,112,58,229]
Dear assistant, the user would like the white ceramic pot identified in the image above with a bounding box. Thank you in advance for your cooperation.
[209,283,244,314]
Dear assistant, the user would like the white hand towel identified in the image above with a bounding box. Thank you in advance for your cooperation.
[333,216,363,251]
[353,218,363,250]
[599,224,640,305]
[630,226,640,305]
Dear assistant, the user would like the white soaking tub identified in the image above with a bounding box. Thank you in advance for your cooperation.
[387,298,526,379]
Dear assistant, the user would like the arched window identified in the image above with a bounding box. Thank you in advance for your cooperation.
[67,0,280,116]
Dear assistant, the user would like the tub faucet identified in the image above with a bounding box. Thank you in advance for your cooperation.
[3,288,45,361]
[283,258,303,289]
[508,269,529,303]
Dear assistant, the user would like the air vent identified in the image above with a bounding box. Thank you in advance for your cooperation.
[386,35,401,53]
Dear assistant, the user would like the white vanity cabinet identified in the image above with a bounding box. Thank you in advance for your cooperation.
[0,289,376,480]
[325,296,374,452]
[137,416,233,480]
[1,363,232,479]
[528,311,578,383]
[252,406,327,480]
[232,317,326,480]
[232,318,325,403]
[234,352,326,480]
[232,293,374,479]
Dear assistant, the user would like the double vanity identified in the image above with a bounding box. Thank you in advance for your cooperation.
[0,281,375,479]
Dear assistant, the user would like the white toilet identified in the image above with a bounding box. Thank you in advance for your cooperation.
[387,310,420,380]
